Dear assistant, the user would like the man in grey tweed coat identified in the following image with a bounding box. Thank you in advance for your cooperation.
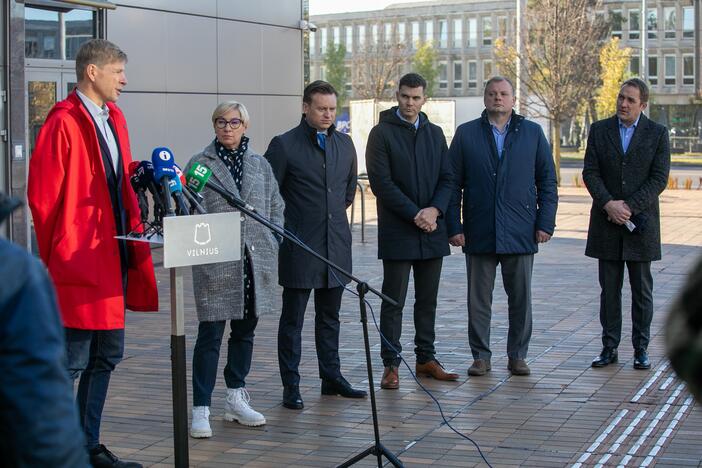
[583,78,670,371]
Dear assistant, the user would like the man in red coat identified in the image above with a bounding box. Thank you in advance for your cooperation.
[28,39,157,468]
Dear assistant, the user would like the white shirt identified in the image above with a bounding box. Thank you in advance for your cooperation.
[76,89,120,172]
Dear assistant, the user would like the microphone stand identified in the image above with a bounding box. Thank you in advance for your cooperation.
[217,190,403,468]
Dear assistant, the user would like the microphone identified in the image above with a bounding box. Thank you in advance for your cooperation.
[185,163,256,213]
[167,175,190,216]
[151,147,177,217]
[174,164,207,214]
[128,161,149,225]
[136,161,165,226]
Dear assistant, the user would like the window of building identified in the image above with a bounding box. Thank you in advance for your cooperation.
[467,18,477,47]
[610,10,622,38]
[439,61,448,89]
[664,55,676,85]
[411,21,420,48]
[648,56,658,85]
[647,9,658,39]
[372,24,378,44]
[333,26,340,46]
[320,27,327,54]
[453,61,462,89]
[320,65,327,81]
[453,18,463,48]
[482,17,492,46]
[345,65,352,92]
[483,60,493,84]
[630,55,640,76]
[25,6,97,60]
[683,54,694,85]
[438,19,448,48]
[358,25,366,47]
[628,9,640,40]
[309,30,316,56]
[384,23,392,43]
[425,20,434,44]
[346,26,353,53]
[664,7,676,39]
[398,23,406,43]
[498,16,508,39]
[468,60,477,89]
[683,7,694,38]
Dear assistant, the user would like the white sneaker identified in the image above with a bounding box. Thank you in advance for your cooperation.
[224,388,266,426]
[190,406,212,438]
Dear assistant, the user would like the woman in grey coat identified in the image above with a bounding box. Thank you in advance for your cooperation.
[186,101,284,438]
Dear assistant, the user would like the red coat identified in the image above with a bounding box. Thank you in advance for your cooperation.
[28,91,158,329]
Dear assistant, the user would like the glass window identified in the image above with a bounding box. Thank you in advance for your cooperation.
[468,60,477,89]
[611,10,622,39]
[647,9,658,39]
[683,54,694,85]
[398,23,406,43]
[453,61,462,89]
[358,25,366,47]
[467,18,477,47]
[648,56,658,85]
[411,21,420,48]
[498,16,507,39]
[630,55,640,76]
[346,27,353,53]
[439,61,448,89]
[425,20,433,44]
[384,23,392,43]
[664,7,676,39]
[483,60,493,84]
[345,65,352,92]
[64,9,94,60]
[629,10,640,40]
[453,18,463,48]
[309,30,316,56]
[333,26,340,46]
[683,7,694,39]
[372,24,378,44]
[28,80,58,156]
[664,55,676,85]
[25,7,60,59]
[482,17,492,46]
[438,19,447,48]
[320,65,326,81]
[320,28,328,54]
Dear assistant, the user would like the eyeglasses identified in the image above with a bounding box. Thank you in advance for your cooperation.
[215,118,243,129]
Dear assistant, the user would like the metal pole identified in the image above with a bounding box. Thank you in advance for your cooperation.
[516,0,524,113]
[170,267,189,468]
[641,0,647,82]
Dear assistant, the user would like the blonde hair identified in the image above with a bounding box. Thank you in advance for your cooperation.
[212,101,250,127]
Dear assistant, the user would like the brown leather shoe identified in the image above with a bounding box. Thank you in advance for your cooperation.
[468,359,491,376]
[508,358,531,376]
[380,366,399,389]
[416,360,459,381]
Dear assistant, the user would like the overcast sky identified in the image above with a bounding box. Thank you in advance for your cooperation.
[309,0,428,15]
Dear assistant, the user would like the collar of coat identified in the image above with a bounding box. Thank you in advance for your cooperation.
[299,115,337,143]
[480,108,524,132]
[199,141,259,203]
[380,107,429,130]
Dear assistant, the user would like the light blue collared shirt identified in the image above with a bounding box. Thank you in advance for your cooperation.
[396,108,420,129]
[490,118,511,159]
[618,114,641,153]
[76,89,119,171]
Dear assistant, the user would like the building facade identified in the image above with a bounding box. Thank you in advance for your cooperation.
[1,0,307,244]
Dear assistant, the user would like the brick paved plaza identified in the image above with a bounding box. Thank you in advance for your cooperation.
[102,187,701,467]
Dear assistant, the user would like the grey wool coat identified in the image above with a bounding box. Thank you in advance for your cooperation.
[185,141,285,322]
[582,114,670,262]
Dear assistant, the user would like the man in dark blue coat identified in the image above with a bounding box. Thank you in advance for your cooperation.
[366,73,459,389]
[265,81,366,410]
[0,192,89,467]
[583,78,670,371]
[447,76,558,377]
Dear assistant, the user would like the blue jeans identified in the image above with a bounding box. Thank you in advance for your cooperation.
[64,328,124,449]
[192,316,258,407]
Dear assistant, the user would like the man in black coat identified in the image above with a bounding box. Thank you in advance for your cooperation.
[366,73,458,390]
[265,81,366,409]
[583,78,670,370]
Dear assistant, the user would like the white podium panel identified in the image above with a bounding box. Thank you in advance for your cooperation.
[163,212,241,268]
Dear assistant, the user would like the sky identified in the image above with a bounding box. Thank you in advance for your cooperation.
[309,0,428,16]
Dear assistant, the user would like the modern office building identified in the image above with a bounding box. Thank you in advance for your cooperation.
[1,0,307,245]
[310,0,700,142]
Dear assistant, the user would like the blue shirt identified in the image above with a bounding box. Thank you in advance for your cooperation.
[396,109,420,129]
[490,118,511,159]
[618,115,640,153]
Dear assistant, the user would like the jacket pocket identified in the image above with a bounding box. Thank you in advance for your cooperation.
[48,224,99,286]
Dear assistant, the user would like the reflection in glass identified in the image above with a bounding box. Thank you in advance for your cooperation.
[28,81,57,157]
[25,7,60,59]
[65,10,95,60]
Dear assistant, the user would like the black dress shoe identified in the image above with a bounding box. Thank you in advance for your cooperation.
[321,376,368,398]
[592,347,618,368]
[89,444,142,468]
[283,385,304,409]
[634,349,651,370]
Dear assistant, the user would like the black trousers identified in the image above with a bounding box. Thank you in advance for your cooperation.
[598,259,654,351]
[379,257,443,367]
[278,286,344,386]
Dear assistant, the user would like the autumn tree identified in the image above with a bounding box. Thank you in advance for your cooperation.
[324,43,349,108]
[411,42,439,97]
[352,41,409,100]
[495,0,609,184]
[594,38,632,120]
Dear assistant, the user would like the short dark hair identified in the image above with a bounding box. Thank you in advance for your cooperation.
[621,77,649,104]
[399,73,427,91]
[484,75,515,96]
[75,39,127,81]
[303,80,338,104]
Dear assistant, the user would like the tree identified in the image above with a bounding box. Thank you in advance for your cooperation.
[495,0,609,185]
[352,41,409,100]
[594,38,632,120]
[324,43,348,108]
[411,42,439,97]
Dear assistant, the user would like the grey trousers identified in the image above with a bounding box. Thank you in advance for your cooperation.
[598,259,654,351]
[466,253,534,360]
